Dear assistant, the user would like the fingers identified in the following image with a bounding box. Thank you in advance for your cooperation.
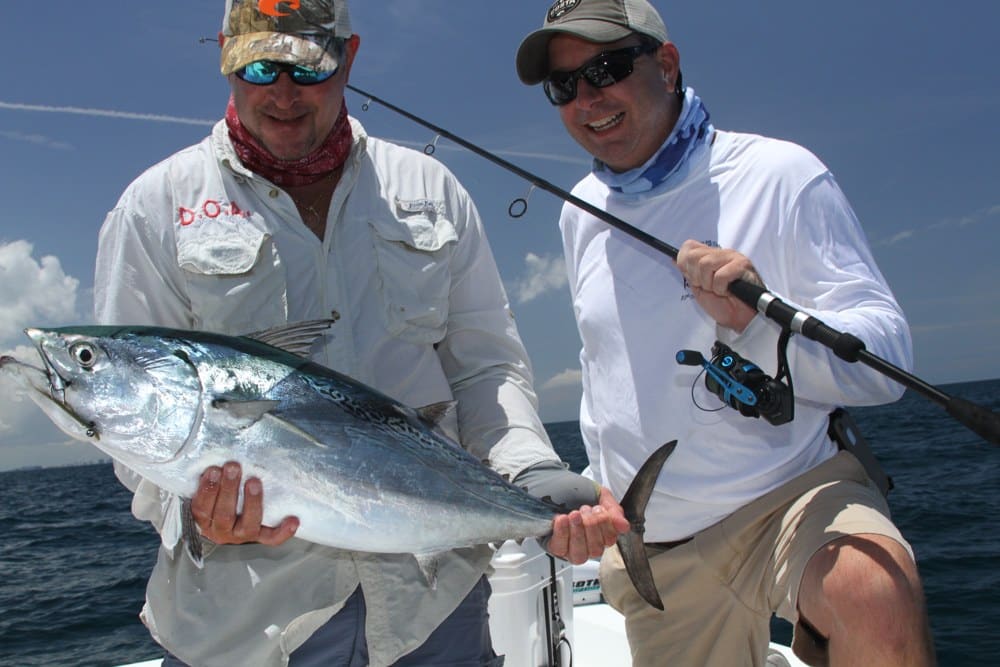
[677,240,758,296]
[569,506,612,564]
[233,476,264,542]
[564,509,590,564]
[548,504,626,565]
[258,516,300,547]
[594,505,626,546]
[597,486,632,536]
[190,464,225,533]
[548,515,571,559]
[243,477,299,546]
[546,485,632,563]
[213,461,243,534]
[676,240,760,331]
[189,461,297,546]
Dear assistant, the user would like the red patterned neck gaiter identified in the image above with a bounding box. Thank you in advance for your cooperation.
[225,96,353,187]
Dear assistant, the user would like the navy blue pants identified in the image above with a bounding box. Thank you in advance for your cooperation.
[162,576,503,666]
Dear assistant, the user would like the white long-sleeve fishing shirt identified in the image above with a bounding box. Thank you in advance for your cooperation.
[94,116,557,667]
[561,130,913,542]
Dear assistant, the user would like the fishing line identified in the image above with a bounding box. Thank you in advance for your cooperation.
[348,84,1000,446]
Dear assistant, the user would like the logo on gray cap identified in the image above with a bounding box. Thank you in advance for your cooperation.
[547,0,582,23]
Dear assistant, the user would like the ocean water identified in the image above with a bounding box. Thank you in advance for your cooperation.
[1,378,998,666]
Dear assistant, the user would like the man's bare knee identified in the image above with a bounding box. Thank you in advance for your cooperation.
[798,534,934,665]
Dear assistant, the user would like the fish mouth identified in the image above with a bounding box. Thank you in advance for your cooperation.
[0,351,55,395]
[25,328,70,404]
[2,330,98,440]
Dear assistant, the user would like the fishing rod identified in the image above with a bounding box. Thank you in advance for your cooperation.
[347,84,1000,447]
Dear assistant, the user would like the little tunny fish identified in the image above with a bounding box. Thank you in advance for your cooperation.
[1,321,672,609]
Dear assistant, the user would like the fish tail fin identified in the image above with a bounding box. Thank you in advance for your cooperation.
[615,440,676,611]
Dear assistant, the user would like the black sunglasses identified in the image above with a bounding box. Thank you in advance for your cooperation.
[543,43,660,106]
[234,60,338,86]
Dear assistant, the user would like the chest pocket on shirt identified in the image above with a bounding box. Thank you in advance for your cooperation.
[176,219,288,334]
[368,205,457,344]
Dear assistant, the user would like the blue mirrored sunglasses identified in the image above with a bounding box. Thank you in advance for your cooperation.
[234,60,338,86]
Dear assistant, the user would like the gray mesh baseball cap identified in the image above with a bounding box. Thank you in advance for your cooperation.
[220,0,353,76]
[516,0,668,85]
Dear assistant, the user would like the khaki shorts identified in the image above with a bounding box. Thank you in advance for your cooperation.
[599,451,912,666]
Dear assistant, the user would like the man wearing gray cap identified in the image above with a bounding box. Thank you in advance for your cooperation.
[94,1,629,665]
[517,1,935,665]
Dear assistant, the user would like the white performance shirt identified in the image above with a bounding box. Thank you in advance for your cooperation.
[561,130,912,542]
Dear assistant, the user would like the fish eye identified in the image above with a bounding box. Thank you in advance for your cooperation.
[69,342,98,369]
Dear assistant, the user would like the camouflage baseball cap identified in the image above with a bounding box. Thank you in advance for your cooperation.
[516,0,669,85]
[220,0,354,76]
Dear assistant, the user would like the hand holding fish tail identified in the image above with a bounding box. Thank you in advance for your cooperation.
[191,461,299,547]
[547,486,629,565]
[676,239,762,333]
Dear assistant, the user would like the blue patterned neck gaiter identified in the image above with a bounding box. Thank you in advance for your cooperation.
[593,87,713,194]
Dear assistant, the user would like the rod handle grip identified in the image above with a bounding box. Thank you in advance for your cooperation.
[728,278,865,361]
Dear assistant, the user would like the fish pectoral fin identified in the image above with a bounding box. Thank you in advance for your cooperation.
[211,398,280,429]
[160,492,184,554]
[160,494,206,568]
[261,412,330,449]
[181,498,206,568]
[211,398,329,450]
[413,552,448,590]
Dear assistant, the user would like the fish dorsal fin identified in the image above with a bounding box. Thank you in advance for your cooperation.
[416,400,456,428]
[211,398,280,429]
[244,319,335,358]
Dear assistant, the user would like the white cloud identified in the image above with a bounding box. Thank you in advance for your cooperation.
[511,252,567,304]
[0,240,81,345]
[541,368,582,391]
[877,204,998,247]
[0,101,214,127]
[1,98,589,167]
[536,368,583,423]
[0,130,73,151]
[883,230,915,246]
[494,149,588,166]
[0,241,86,466]
[366,134,589,166]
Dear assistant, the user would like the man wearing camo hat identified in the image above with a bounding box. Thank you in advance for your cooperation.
[516,1,936,665]
[95,1,630,665]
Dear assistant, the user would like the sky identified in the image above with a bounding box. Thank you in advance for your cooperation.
[0,1,997,471]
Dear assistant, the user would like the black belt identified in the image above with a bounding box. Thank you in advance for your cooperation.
[645,537,693,550]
